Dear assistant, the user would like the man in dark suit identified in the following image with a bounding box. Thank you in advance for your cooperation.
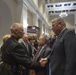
[34,35,51,75]
[20,34,34,75]
[1,23,47,75]
[21,34,34,58]
[33,34,38,54]
[50,17,76,75]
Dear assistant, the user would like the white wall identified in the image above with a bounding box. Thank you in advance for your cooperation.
[0,0,17,45]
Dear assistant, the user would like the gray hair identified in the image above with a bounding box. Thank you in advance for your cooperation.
[11,23,23,30]
[51,17,66,26]
[41,34,48,43]
[10,23,23,33]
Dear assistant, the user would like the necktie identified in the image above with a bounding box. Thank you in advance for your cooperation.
[34,47,42,62]
[26,43,29,52]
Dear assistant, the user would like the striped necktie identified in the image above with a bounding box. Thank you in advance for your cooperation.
[34,47,42,62]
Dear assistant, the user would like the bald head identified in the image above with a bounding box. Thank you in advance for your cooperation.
[22,34,29,42]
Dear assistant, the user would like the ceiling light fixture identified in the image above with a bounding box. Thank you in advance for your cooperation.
[59,12,68,17]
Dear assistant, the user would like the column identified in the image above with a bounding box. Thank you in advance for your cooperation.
[17,0,23,23]
[17,0,28,33]
[33,14,38,27]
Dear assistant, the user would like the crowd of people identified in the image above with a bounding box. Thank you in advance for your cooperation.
[0,17,76,75]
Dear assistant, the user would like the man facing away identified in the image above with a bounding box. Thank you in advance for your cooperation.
[1,23,47,75]
[50,17,76,75]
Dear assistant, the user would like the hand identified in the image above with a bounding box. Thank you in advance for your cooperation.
[39,58,47,63]
[30,70,36,75]
[39,58,48,67]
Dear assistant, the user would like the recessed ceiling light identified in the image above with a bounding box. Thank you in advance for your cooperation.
[59,12,68,17]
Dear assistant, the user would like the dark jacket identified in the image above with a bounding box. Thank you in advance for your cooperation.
[50,28,76,75]
[1,36,41,75]
[20,41,33,58]
[35,44,51,75]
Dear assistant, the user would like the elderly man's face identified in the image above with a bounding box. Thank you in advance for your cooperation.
[23,35,28,42]
[16,27,24,39]
[38,36,45,46]
[52,22,62,35]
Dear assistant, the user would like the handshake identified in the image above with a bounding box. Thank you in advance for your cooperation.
[39,58,48,67]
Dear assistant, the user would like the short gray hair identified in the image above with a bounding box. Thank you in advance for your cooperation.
[11,23,23,30]
[10,23,23,33]
[51,17,66,26]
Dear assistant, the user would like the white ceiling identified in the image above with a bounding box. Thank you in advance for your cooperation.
[47,0,76,3]
[45,0,76,28]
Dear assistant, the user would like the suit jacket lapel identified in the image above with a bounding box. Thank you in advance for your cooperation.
[22,41,29,53]
[52,33,62,49]
[51,28,68,55]
[35,44,47,61]
[38,44,47,59]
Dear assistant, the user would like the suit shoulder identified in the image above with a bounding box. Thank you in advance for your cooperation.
[5,38,21,49]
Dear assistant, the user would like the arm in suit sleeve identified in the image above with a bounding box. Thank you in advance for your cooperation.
[11,44,41,69]
[43,47,52,61]
[64,32,76,75]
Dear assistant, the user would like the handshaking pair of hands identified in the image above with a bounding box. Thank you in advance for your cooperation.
[39,58,48,67]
